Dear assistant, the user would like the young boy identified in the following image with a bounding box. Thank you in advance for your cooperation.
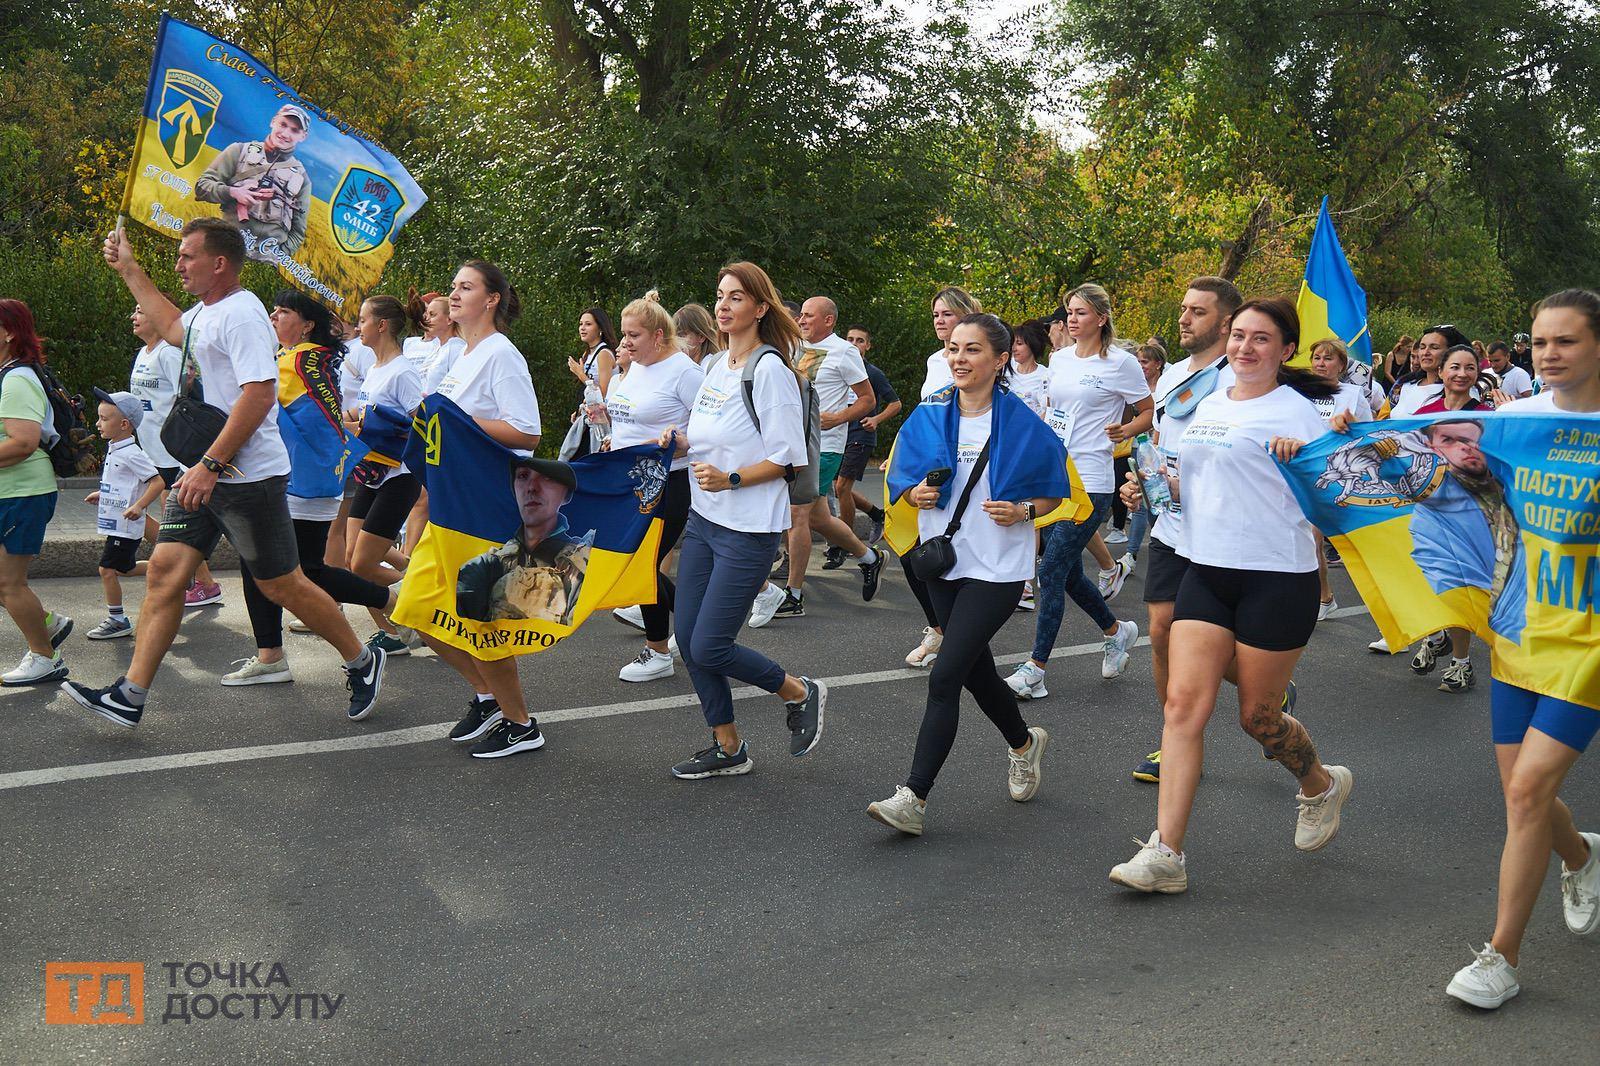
[84,390,162,639]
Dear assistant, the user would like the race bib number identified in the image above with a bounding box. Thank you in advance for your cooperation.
[1044,407,1076,448]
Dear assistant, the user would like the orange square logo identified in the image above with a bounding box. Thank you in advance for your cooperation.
[45,962,145,1024]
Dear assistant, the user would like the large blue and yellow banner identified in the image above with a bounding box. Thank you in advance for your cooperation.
[1295,196,1371,368]
[390,396,668,659]
[1278,414,1600,710]
[120,14,426,314]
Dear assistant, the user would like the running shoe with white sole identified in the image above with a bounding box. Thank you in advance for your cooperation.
[1103,527,1128,546]
[786,677,827,756]
[672,739,752,779]
[867,785,925,835]
[1438,659,1475,693]
[60,679,142,727]
[1005,661,1048,700]
[1561,831,1600,935]
[1100,620,1139,679]
[1097,557,1132,601]
[821,546,848,570]
[1411,633,1447,674]
[1109,831,1188,893]
[184,581,224,608]
[344,646,387,721]
[1317,597,1338,621]
[47,612,74,648]
[449,698,502,742]
[3,651,67,686]
[1006,725,1049,801]
[1367,636,1390,654]
[1446,944,1519,1010]
[221,656,293,686]
[469,717,545,758]
[748,583,787,629]
[772,589,805,620]
[1294,764,1353,851]
[906,627,941,668]
[368,630,412,656]
[86,616,133,640]
[1016,582,1035,611]
[866,511,886,547]
[619,647,674,683]
[859,551,885,601]
[612,604,645,630]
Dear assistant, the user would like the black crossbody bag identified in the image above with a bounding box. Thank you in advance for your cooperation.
[903,440,991,582]
[160,316,231,468]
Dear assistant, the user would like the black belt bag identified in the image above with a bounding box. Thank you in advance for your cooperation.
[903,440,991,582]
[160,314,231,468]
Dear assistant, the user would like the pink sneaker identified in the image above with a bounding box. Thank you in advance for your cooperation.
[184,581,224,608]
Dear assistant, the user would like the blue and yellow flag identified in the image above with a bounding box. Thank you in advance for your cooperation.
[277,343,362,502]
[1277,414,1600,710]
[1294,196,1371,368]
[390,396,669,659]
[120,14,426,314]
[351,402,412,469]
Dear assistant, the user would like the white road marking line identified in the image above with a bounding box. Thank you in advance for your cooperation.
[1,605,1372,793]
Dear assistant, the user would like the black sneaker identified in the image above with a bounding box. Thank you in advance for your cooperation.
[449,698,503,742]
[345,645,388,721]
[770,551,790,580]
[1323,540,1343,568]
[60,679,143,728]
[671,739,753,779]
[860,551,885,602]
[786,677,828,756]
[774,590,805,618]
[821,546,848,570]
[469,716,545,758]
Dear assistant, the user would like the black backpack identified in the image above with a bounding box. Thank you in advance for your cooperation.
[0,361,93,477]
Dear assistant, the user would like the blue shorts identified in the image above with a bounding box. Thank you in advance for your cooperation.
[0,492,56,556]
[1490,679,1600,753]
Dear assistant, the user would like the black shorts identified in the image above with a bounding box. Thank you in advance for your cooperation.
[158,474,300,581]
[349,473,422,542]
[1142,536,1188,603]
[99,535,141,574]
[157,466,181,490]
[1173,562,1320,651]
[838,439,872,482]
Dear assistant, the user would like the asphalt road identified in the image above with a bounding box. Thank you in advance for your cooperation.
[2,556,1596,1064]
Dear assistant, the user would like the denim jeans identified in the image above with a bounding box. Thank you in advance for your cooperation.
[1031,491,1116,663]
[1126,504,1152,557]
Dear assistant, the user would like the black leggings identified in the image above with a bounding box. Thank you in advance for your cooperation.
[906,577,1030,799]
[240,518,390,650]
[641,468,692,642]
[898,550,940,629]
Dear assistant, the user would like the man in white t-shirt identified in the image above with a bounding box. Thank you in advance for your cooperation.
[751,297,883,623]
[63,218,388,728]
[1486,342,1533,399]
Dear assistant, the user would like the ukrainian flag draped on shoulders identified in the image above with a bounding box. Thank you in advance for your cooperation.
[883,384,1089,556]
[277,342,362,501]
[390,395,670,660]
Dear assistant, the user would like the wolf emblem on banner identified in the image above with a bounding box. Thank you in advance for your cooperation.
[157,69,221,168]
[330,165,405,254]
[1314,429,1446,508]
[628,456,668,515]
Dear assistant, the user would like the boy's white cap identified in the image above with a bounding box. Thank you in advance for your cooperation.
[93,388,143,430]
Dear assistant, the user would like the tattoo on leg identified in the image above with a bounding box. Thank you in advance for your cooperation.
[1242,704,1319,779]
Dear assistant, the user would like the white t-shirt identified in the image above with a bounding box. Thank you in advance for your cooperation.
[916,408,1036,582]
[178,290,289,482]
[1494,364,1534,398]
[1497,392,1600,415]
[435,332,542,455]
[340,339,375,408]
[130,340,183,469]
[97,437,159,539]
[1150,354,1234,550]
[1175,385,1328,573]
[1044,345,1150,491]
[606,352,703,471]
[355,356,424,482]
[686,351,806,533]
[1008,363,1051,416]
[797,334,869,453]
[1392,381,1443,417]
[1309,381,1373,424]
[921,348,953,399]
[403,335,466,395]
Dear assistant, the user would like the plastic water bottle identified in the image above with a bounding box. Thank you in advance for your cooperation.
[1134,433,1172,515]
[584,382,610,445]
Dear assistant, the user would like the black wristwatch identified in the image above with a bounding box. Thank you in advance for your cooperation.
[200,454,228,475]
[728,470,742,489]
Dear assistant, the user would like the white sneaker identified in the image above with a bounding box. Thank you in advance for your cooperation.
[1100,620,1138,679]
[613,605,645,631]
[1446,944,1520,1009]
[396,626,425,649]
[1367,636,1390,653]
[1016,583,1036,611]
[1104,527,1128,546]
[905,626,941,668]
[1294,764,1353,851]
[1096,557,1132,600]
[46,612,74,649]
[867,785,925,836]
[1005,661,1048,700]
[748,583,786,629]
[220,656,293,686]
[287,618,315,634]
[1006,725,1049,802]
[668,634,680,658]
[1318,597,1338,621]
[1561,831,1600,935]
[1118,551,1136,574]
[1109,831,1188,893]
[619,647,674,683]
[2,650,67,686]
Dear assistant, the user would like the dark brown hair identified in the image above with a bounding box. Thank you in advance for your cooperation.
[461,260,521,331]
[180,217,246,268]
[1232,297,1338,399]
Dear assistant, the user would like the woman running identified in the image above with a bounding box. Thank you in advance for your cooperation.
[606,292,701,683]
[1415,345,1491,415]
[429,260,547,759]
[1443,287,1600,1009]
[1390,325,1466,416]
[656,261,825,779]
[402,289,465,395]
[1110,297,1353,894]
[224,291,395,687]
[564,306,618,460]
[867,314,1068,835]
[1007,283,1147,700]
[674,303,718,366]
[343,295,424,655]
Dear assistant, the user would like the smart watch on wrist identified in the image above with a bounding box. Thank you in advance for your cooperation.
[200,454,228,475]
[728,470,743,489]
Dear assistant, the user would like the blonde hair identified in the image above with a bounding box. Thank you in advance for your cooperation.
[1064,282,1117,356]
[932,286,982,317]
[1311,337,1350,368]
[620,289,678,352]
